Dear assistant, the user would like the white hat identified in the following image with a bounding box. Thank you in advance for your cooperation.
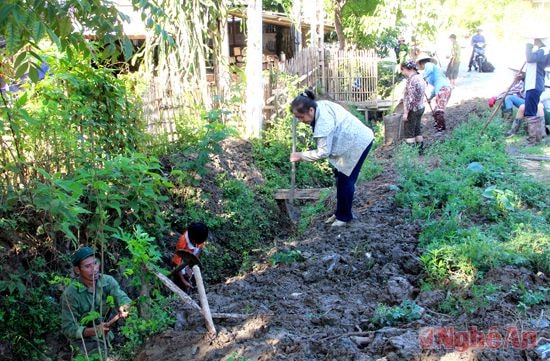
[523,26,550,41]
[415,53,435,63]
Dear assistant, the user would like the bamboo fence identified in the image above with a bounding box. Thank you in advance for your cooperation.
[324,48,378,106]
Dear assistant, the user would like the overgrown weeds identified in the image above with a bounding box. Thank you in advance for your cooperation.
[394,114,549,315]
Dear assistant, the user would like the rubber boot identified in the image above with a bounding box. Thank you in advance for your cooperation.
[506,118,521,136]
[501,110,513,122]
[434,111,446,131]
[539,116,547,138]
[526,116,543,144]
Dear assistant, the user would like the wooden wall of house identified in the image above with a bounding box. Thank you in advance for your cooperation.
[228,17,294,66]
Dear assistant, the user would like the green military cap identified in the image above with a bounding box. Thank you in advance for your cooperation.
[71,246,95,266]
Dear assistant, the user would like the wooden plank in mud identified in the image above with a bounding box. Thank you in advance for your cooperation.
[274,188,331,200]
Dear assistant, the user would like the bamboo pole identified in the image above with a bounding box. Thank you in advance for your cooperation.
[481,62,526,133]
[149,265,218,335]
[148,266,201,312]
[192,265,217,336]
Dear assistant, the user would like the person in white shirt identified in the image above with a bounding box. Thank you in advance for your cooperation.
[289,89,375,228]
[524,35,549,144]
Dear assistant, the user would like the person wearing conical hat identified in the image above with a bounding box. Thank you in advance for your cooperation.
[417,53,452,132]
[524,33,549,144]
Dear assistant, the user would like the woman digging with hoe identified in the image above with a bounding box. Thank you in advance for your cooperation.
[400,59,426,152]
[289,90,374,228]
[416,53,452,132]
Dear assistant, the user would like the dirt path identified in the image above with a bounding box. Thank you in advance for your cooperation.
[135,58,548,361]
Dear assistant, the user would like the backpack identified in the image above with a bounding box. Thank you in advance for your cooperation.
[482,61,495,73]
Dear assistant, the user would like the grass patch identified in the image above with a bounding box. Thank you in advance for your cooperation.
[395,115,550,288]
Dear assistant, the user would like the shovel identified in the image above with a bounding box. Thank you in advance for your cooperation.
[286,117,301,223]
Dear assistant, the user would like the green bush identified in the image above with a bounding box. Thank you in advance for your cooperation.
[0,257,60,360]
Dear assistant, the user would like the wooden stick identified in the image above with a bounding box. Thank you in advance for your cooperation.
[149,265,250,324]
[514,155,550,162]
[211,312,250,319]
[192,265,217,336]
[104,314,121,328]
[291,116,297,203]
[320,331,373,342]
[148,266,201,312]
[481,62,526,133]
[424,93,434,114]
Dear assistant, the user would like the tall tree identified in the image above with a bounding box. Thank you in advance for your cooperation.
[310,0,318,47]
[291,0,302,56]
[213,0,231,105]
[334,0,348,50]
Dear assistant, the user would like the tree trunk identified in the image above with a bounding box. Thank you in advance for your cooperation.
[317,0,325,93]
[334,0,347,50]
[139,276,151,320]
[291,0,302,56]
[213,0,230,106]
[245,0,263,138]
[310,0,317,48]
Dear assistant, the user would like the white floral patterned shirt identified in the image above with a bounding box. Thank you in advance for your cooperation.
[301,100,374,176]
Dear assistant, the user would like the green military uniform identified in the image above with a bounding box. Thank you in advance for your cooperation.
[60,274,131,353]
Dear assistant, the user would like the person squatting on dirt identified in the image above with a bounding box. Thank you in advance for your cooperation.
[60,247,132,356]
[417,53,452,132]
[400,59,426,151]
[289,90,374,228]
[171,222,208,293]
[523,34,549,144]
[446,34,461,88]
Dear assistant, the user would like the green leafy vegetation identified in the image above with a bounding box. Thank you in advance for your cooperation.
[438,283,501,316]
[226,352,252,361]
[395,114,549,318]
[269,250,305,265]
[512,283,548,313]
[372,300,423,326]
[395,115,549,288]
[2,0,549,359]
[0,256,60,360]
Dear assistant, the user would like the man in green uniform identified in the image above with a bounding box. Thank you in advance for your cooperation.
[60,246,132,356]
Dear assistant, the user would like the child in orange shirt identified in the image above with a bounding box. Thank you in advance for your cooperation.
[171,222,208,292]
